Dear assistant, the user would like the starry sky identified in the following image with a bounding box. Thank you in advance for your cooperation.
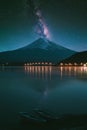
[0,0,87,52]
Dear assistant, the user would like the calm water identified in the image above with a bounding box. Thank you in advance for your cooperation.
[0,66,87,129]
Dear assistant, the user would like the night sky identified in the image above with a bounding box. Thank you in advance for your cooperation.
[0,0,87,52]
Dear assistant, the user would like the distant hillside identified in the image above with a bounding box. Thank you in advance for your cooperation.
[59,51,87,65]
[0,38,75,66]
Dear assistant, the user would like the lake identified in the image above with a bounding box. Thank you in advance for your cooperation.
[0,66,87,129]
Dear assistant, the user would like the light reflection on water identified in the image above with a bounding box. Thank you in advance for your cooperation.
[24,66,52,80]
[24,66,87,79]
[0,66,87,129]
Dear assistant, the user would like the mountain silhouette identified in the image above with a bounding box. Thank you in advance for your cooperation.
[59,51,87,65]
[0,38,75,65]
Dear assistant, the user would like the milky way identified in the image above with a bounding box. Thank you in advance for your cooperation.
[27,0,49,39]
[0,0,87,52]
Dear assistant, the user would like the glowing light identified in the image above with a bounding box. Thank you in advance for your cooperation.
[60,63,63,66]
[80,63,83,66]
[74,63,77,66]
[45,62,48,65]
[69,63,72,66]
[27,63,29,66]
[83,63,87,67]
[84,64,86,67]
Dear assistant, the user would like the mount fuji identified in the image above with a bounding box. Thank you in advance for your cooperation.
[0,38,76,66]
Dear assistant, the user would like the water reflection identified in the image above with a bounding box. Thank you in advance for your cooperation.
[1,66,87,129]
[24,66,52,80]
[24,66,87,79]
[23,66,87,114]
